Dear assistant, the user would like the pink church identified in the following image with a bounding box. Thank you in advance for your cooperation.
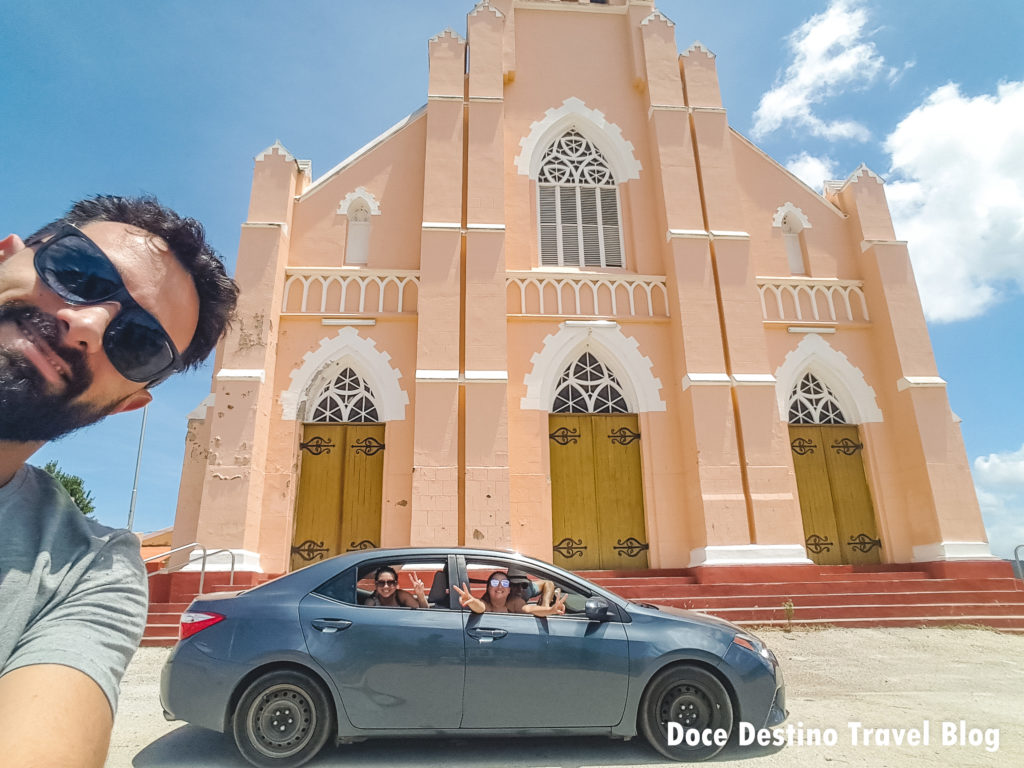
[169,0,995,580]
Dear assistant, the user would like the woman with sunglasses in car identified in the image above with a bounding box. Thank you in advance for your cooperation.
[363,566,428,608]
[453,571,566,616]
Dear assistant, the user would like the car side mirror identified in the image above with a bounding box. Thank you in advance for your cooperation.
[585,597,613,622]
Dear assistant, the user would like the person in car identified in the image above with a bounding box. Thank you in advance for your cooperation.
[363,566,428,608]
[508,567,557,609]
[453,571,566,616]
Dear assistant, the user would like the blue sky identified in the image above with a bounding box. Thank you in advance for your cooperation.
[3,1,1023,558]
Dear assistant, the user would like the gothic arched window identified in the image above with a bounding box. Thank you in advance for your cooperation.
[310,367,379,423]
[538,129,623,268]
[788,373,846,424]
[552,352,628,413]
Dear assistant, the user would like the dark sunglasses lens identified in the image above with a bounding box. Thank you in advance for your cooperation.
[39,236,122,302]
[104,309,176,382]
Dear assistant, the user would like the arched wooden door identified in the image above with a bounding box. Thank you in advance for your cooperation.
[788,373,881,565]
[290,367,385,571]
[548,353,649,570]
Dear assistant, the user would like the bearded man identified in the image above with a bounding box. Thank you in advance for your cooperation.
[0,195,238,767]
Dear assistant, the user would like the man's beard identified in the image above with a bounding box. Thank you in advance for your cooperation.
[0,302,116,442]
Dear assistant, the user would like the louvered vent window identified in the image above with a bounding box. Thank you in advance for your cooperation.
[538,130,623,268]
[311,367,379,423]
[552,352,629,414]
[788,373,846,424]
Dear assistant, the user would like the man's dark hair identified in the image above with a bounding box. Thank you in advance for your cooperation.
[29,195,239,373]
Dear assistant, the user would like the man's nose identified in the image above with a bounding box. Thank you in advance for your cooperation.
[56,303,118,354]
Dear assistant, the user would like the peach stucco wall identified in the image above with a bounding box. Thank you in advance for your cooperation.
[173,0,990,574]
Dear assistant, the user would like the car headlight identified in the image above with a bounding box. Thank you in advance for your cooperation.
[732,632,776,668]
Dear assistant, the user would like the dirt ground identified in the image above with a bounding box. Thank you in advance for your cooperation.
[106,627,1023,768]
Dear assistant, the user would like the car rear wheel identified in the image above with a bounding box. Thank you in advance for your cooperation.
[639,665,734,761]
[232,670,333,768]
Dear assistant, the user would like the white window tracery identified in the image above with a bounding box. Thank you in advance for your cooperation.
[310,367,379,423]
[552,352,629,414]
[788,372,846,424]
[538,130,623,269]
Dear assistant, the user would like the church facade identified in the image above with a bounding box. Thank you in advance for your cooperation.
[170,0,994,577]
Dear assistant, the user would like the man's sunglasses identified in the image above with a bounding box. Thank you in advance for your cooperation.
[28,223,184,386]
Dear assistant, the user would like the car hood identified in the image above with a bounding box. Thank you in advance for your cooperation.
[629,602,743,633]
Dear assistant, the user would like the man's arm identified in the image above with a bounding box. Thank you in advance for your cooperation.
[0,664,113,768]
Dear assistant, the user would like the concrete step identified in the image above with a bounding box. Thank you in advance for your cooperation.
[599,577,1021,598]
[731,616,1024,631]
[684,601,1024,622]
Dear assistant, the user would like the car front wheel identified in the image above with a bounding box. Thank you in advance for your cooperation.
[232,669,334,768]
[639,665,734,761]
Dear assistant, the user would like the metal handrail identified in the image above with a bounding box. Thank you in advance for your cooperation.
[143,542,237,596]
[1014,544,1024,584]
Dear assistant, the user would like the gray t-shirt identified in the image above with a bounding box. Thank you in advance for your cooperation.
[0,463,148,713]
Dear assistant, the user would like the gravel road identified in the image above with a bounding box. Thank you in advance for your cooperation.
[105,627,1023,768]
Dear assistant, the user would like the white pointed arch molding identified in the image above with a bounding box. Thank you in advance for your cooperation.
[774,334,882,424]
[280,327,408,421]
[337,187,382,216]
[515,97,641,182]
[521,322,665,413]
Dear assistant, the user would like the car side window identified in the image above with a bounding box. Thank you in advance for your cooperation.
[462,560,594,617]
[313,566,357,604]
[355,560,453,609]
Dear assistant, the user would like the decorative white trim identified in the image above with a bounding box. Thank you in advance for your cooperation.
[506,273,668,318]
[283,269,418,315]
[667,228,710,241]
[710,230,751,240]
[788,326,836,334]
[181,548,263,573]
[842,163,885,189]
[187,393,216,421]
[897,376,947,391]
[422,221,462,231]
[321,318,376,326]
[641,10,673,27]
[521,323,665,412]
[337,187,382,216]
[732,373,776,386]
[775,334,883,423]
[564,319,619,328]
[682,373,731,389]
[281,327,408,422]
[861,239,908,251]
[758,278,869,323]
[772,202,812,230]
[254,140,295,163]
[416,370,460,382]
[683,41,716,59]
[470,0,503,19]
[689,545,812,567]
[216,369,266,383]
[911,541,996,562]
[465,370,509,382]
[515,97,641,182]
[466,223,506,231]
[299,106,427,201]
[429,27,465,45]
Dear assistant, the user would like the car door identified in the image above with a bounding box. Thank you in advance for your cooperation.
[458,557,630,728]
[298,556,466,729]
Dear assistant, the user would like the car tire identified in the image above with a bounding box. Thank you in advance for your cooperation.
[638,665,734,761]
[232,669,334,768]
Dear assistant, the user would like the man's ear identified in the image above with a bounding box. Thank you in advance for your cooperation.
[0,235,25,261]
[111,390,153,415]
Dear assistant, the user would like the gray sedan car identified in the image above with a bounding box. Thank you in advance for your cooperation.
[161,548,786,767]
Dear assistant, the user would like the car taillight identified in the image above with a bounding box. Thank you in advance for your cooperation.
[180,611,225,640]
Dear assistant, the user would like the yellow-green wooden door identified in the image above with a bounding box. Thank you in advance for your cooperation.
[790,424,880,565]
[290,423,384,571]
[550,414,649,570]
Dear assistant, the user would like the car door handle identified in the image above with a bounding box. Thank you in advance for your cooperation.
[467,627,508,642]
[311,618,352,634]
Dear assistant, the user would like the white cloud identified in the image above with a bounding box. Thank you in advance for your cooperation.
[973,445,1024,560]
[785,152,838,189]
[751,0,888,141]
[885,81,1024,322]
